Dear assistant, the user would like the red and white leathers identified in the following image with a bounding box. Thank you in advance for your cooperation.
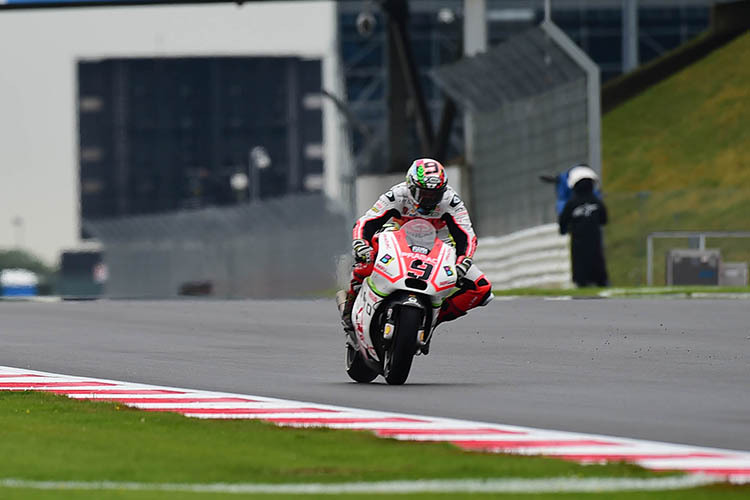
[349,182,493,325]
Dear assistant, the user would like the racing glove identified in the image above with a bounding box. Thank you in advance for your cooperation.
[352,239,373,263]
[456,256,472,280]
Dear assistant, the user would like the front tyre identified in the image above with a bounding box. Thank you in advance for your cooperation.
[384,307,421,385]
[346,345,378,383]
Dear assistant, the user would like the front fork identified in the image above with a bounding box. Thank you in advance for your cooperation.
[381,293,431,354]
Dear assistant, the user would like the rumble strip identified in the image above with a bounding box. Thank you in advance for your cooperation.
[1,366,748,484]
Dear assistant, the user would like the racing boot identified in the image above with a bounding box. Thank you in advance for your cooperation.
[435,299,466,327]
[419,333,432,355]
[336,289,357,335]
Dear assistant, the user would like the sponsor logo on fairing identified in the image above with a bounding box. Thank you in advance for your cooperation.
[380,254,394,264]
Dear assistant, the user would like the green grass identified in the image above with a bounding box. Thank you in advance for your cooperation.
[0,392,659,483]
[3,392,748,499]
[3,490,750,500]
[2,488,750,500]
[602,32,750,286]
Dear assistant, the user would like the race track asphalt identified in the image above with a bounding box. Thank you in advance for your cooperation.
[0,298,748,451]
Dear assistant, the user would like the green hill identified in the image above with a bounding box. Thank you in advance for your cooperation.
[602,31,750,286]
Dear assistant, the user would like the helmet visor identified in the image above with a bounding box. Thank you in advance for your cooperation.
[413,186,444,209]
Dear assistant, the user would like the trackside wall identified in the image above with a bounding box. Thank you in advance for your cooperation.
[85,194,349,299]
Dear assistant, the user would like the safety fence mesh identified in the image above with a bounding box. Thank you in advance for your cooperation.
[432,25,594,237]
[84,194,350,299]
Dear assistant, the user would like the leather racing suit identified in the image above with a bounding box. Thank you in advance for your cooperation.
[349,182,493,325]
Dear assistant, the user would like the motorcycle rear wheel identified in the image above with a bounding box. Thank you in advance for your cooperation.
[384,307,420,385]
[345,345,378,383]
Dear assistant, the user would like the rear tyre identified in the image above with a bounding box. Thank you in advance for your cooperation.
[346,345,378,383]
[384,307,421,385]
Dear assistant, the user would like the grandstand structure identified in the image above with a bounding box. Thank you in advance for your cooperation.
[336,0,712,176]
[78,57,324,221]
[335,0,721,289]
[431,18,600,237]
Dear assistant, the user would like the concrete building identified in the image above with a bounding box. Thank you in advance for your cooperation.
[0,1,339,263]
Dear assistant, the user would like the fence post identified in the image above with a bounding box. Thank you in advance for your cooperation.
[646,234,653,286]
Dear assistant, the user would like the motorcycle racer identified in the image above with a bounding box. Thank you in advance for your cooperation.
[340,158,493,335]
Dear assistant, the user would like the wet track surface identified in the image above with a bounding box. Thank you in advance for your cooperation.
[1,298,748,451]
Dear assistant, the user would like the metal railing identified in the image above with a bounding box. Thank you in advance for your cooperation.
[474,223,571,290]
[646,231,750,286]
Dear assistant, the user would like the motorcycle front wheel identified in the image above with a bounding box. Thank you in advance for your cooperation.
[345,344,378,383]
[384,307,421,385]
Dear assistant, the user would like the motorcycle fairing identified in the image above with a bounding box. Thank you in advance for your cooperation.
[352,226,458,361]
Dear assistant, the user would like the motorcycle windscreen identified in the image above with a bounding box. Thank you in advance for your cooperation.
[402,219,437,253]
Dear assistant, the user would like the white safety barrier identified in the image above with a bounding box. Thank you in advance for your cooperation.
[474,224,572,290]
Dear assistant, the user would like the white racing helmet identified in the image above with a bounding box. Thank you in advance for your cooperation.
[406,158,448,214]
[567,165,599,189]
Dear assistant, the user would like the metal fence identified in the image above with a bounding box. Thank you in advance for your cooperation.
[431,21,600,238]
[474,223,571,290]
[604,189,750,287]
[84,194,350,299]
[647,231,750,286]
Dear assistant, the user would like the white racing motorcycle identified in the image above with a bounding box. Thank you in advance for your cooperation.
[337,219,458,385]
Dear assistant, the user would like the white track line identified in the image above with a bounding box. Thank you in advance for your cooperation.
[2,365,749,484]
[0,476,723,494]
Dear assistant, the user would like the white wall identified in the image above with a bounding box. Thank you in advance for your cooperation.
[0,1,337,265]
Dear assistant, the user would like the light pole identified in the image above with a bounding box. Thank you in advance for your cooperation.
[622,0,639,73]
[248,146,272,203]
[230,171,249,203]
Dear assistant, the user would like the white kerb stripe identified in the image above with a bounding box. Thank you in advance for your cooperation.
[0,476,721,494]
[3,365,749,483]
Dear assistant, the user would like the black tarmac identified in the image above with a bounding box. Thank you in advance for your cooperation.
[1,298,748,451]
